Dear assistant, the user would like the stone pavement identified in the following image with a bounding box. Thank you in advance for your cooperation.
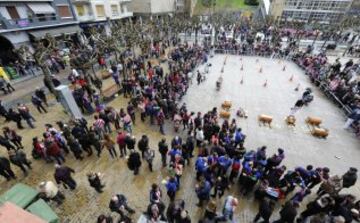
[0,55,359,223]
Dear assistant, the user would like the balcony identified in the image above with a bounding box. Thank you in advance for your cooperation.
[0,15,75,31]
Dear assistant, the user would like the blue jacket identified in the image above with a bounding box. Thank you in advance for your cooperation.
[218,156,232,169]
[166,180,178,192]
[196,181,211,199]
[195,157,207,172]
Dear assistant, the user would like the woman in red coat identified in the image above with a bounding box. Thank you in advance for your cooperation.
[43,133,65,164]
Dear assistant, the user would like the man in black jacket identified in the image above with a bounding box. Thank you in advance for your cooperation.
[342,167,358,189]
[54,164,77,190]
[109,194,135,219]
[273,201,299,223]
[0,135,16,151]
[137,135,149,159]
[35,87,48,106]
[253,198,275,223]
[7,108,23,129]
[158,138,168,167]
[127,150,141,175]
[0,156,16,181]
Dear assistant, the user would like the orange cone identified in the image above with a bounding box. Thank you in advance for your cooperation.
[289,75,294,82]
[263,79,267,87]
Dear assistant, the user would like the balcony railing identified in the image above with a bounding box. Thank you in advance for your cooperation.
[1,15,75,30]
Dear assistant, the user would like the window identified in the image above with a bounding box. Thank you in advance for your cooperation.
[111,4,118,16]
[57,5,72,18]
[95,5,105,17]
[76,5,84,16]
[6,6,20,19]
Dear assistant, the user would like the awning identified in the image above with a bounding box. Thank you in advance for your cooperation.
[0,202,47,223]
[29,25,81,39]
[27,3,56,14]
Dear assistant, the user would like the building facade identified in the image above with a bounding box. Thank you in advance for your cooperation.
[269,0,354,24]
[0,0,79,64]
[0,0,79,45]
[71,0,133,34]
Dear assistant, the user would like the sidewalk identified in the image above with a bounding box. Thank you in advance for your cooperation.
[0,67,71,108]
[0,57,115,108]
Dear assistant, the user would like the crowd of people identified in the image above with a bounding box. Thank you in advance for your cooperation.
[0,24,359,223]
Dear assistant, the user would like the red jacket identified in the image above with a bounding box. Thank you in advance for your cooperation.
[116,132,126,146]
[44,138,61,156]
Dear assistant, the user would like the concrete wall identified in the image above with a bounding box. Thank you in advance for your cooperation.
[130,0,175,14]
[129,0,151,14]
[150,0,175,14]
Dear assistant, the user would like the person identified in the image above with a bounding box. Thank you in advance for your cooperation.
[125,134,136,151]
[138,134,149,159]
[2,127,23,149]
[195,179,211,207]
[8,149,32,176]
[127,150,141,175]
[342,167,358,189]
[211,176,228,198]
[31,95,47,113]
[43,133,65,164]
[87,172,105,193]
[38,181,65,205]
[297,195,335,222]
[116,131,127,157]
[97,215,113,223]
[0,156,16,181]
[344,103,360,129]
[0,135,16,151]
[158,138,169,167]
[0,100,9,120]
[0,77,8,94]
[1,76,15,93]
[202,200,218,222]
[109,194,135,219]
[150,183,163,205]
[17,103,35,128]
[54,164,77,190]
[216,196,238,222]
[7,108,23,129]
[166,177,178,202]
[144,148,155,172]
[102,133,117,159]
[253,198,276,223]
[67,136,84,160]
[88,128,102,157]
[35,87,48,106]
[273,201,299,223]
[195,127,205,147]
[289,98,304,116]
